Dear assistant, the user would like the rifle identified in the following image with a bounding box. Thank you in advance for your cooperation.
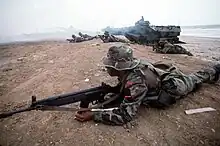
[0,83,121,119]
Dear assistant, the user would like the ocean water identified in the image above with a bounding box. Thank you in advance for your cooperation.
[181,28,220,38]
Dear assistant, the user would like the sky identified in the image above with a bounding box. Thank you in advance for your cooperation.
[0,0,219,37]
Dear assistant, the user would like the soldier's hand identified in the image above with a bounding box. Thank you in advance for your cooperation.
[75,111,94,122]
[101,82,112,89]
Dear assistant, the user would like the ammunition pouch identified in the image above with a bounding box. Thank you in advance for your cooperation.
[157,90,176,107]
[213,72,219,82]
[143,90,176,108]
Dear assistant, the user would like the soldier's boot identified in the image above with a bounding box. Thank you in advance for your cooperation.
[213,64,220,81]
[187,51,193,56]
[181,49,193,56]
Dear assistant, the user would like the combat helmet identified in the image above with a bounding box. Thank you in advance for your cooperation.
[78,32,82,36]
[102,45,140,70]
[104,31,109,36]
[72,34,76,38]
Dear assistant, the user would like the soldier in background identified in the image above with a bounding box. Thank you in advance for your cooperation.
[78,32,91,39]
[66,34,94,43]
[153,41,193,56]
[99,31,128,43]
[79,32,98,41]
[71,34,85,43]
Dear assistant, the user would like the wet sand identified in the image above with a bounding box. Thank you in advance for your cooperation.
[180,36,220,62]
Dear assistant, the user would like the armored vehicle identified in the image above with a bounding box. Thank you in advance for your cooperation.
[102,17,181,44]
[124,17,181,44]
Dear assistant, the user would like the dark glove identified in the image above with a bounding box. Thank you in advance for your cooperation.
[214,64,220,74]
[101,82,112,90]
[213,64,220,81]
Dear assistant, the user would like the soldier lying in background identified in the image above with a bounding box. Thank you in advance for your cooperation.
[79,32,99,40]
[66,34,96,43]
[78,32,92,39]
[66,34,84,43]
[153,41,193,56]
[99,31,128,43]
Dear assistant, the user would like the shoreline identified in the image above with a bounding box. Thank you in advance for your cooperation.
[1,34,220,46]
[180,35,220,40]
[0,35,219,63]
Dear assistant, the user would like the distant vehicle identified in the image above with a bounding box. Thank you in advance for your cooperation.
[102,16,181,44]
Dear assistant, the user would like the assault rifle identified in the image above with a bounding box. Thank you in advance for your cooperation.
[0,83,121,119]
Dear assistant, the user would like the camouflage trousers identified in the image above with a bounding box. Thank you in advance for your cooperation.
[160,67,217,100]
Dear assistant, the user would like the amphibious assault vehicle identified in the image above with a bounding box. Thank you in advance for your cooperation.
[102,16,181,44]
[124,17,181,44]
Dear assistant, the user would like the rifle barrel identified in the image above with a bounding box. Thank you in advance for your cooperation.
[0,106,34,119]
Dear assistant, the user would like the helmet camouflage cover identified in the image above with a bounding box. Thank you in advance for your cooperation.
[104,31,109,36]
[78,32,82,36]
[103,45,140,70]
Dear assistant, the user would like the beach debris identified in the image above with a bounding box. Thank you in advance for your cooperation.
[199,140,205,145]
[17,57,24,61]
[94,73,100,77]
[91,43,100,46]
[185,107,216,115]
[49,60,54,64]
[2,68,12,72]
[211,128,215,133]
[84,78,89,82]
[162,56,171,60]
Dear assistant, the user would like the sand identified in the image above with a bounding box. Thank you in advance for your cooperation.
[0,36,220,146]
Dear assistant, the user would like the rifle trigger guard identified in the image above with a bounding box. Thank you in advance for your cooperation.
[91,100,99,105]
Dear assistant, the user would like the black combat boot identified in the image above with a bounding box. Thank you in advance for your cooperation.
[213,64,220,81]
[187,51,193,56]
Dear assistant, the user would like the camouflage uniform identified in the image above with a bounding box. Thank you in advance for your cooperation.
[67,34,95,43]
[153,41,193,56]
[99,31,127,43]
[103,31,116,42]
[66,34,85,43]
[92,45,219,125]
[78,32,94,40]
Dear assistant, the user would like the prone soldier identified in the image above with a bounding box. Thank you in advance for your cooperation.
[153,41,193,56]
[99,31,128,43]
[75,44,220,125]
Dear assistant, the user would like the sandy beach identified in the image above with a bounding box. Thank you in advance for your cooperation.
[0,36,220,146]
